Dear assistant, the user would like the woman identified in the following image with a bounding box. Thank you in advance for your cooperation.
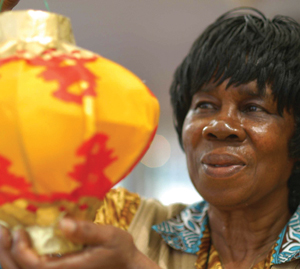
[0,2,300,269]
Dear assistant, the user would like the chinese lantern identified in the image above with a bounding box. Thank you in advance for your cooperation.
[0,10,159,254]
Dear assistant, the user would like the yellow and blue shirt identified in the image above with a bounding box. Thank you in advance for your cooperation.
[96,188,300,269]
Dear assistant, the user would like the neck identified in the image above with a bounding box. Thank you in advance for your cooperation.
[208,188,291,269]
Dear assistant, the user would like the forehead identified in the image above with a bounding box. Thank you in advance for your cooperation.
[197,80,270,99]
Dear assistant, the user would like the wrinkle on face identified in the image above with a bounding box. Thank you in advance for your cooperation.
[182,79,295,209]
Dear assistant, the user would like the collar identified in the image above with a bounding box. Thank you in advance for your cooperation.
[152,201,300,264]
[152,201,209,254]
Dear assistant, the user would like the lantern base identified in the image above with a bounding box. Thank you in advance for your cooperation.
[25,225,83,256]
[0,196,103,255]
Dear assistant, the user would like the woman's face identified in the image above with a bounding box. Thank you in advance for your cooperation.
[182,80,296,209]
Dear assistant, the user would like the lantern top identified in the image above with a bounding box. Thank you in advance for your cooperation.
[0,10,75,44]
[0,10,78,58]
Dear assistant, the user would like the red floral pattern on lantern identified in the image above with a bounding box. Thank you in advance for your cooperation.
[79,204,88,210]
[28,53,98,104]
[26,204,38,213]
[0,156,31,204]
[69,133,118,199]
[0,133,117,204]
[0,51,99,105]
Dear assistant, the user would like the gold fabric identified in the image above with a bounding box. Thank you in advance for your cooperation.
[94,187,141,231]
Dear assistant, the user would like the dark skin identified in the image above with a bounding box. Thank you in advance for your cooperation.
[0,1,161,268]
[182,80,296,268]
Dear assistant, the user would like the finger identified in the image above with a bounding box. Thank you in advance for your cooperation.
[12,237,106,269]
[10,229,80,269]
[9,226,116,269]
[0,226,21,269]
[59,218,118,246]
[10,229,42,269]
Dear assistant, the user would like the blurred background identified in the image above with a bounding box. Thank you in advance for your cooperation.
[15,0,300,205]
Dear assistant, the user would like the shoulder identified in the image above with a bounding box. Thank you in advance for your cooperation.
[93,187,188,230]
[134,197,188,224]
[130,199,207,238]
[129,199,203,268]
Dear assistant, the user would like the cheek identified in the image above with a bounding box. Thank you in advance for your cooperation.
[182,118,204,151]
[247,120,295,182]
[248,122,290,158]
[182,120,202,179]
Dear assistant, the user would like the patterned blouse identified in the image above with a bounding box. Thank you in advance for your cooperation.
[95,188,300,269]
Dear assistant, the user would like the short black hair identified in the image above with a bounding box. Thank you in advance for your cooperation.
[170,7,300,213]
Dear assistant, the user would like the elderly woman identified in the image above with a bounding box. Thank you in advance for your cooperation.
[0,2,300,269]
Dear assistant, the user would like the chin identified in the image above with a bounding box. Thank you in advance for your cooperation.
[197,186,255,210]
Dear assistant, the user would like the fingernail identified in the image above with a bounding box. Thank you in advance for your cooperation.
[12,230,20,243]
[12,229,26,248]
[59,218,77,233]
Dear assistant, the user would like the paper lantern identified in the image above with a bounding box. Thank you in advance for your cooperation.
[0,10,159,254]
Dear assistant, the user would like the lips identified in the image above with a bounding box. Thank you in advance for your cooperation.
[201,153,246,178]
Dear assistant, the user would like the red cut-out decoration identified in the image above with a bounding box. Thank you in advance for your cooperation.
[28,54,98,105]
[26,204,38,213]
[0,156,32,205]
[0,55,23,66]
[0,132,117,204]
[0,52,99,105]
[41,48,57,55]
[69,133,118,199]
[79,204,88,210]
[59,206,66,212]
[0,156,31,191]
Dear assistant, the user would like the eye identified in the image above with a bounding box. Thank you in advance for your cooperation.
[195,102,215,110]
[243,104,266,113]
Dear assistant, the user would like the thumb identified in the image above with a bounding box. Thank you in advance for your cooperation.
[59,218,115,246]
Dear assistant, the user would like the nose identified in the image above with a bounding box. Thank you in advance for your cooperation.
[202,117,246,142]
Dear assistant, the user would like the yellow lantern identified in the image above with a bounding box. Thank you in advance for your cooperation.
[0,10,159,254]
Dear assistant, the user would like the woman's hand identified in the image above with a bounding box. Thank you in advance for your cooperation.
[1,0,19,11]
[0,219,160,269]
